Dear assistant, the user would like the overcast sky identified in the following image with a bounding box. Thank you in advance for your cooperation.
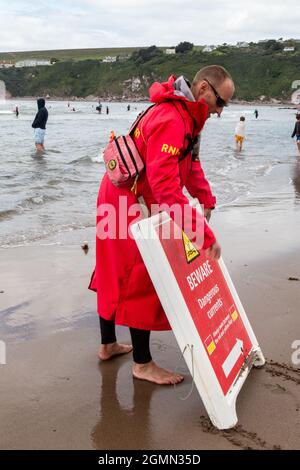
[0,0,299,52]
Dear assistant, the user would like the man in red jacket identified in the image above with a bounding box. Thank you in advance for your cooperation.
[90,65,235,385]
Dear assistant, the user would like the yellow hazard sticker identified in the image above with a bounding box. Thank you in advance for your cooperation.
[231,310,239,322]
[182,231,200,264]
[207,341,216,355]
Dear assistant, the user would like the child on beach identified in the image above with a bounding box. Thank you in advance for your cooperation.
[291,114,300,155]
[235,116,245,151]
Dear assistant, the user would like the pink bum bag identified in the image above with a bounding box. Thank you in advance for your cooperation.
[103,105,154,194]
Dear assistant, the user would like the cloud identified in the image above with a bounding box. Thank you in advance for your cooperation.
[0,0,299,52]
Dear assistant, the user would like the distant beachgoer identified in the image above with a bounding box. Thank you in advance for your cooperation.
[68,102,70,108]
[15,106,19,118]
[127,104,131,111]
[96,103,102,114]
[106,106,109,115]
[254,109,258,119]
[235,116,246,151]
[31,98,48,152]
[72,107,76,112]
[291,114,300,155]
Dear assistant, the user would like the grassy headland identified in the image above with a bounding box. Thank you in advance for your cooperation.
[1,43,300,102]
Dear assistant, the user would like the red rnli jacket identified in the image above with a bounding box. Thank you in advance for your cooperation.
[90,75,216,331]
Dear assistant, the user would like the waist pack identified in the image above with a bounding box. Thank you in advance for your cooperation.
[103,102,197,193]
[103,105,154,193]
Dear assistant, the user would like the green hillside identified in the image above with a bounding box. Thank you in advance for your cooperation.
[0,47,141,62]
[1,43,300,101]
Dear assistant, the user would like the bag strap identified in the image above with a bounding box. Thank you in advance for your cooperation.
[171,101,198,162]
[129,100,197,163]
[129,104,156,135]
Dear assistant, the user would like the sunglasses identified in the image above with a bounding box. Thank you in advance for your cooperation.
[203,79,228,108]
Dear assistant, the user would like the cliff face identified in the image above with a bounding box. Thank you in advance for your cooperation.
[1,49,300,101]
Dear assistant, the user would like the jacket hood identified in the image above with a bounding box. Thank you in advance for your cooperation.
[149,75,209,133]
[37,98,45,109]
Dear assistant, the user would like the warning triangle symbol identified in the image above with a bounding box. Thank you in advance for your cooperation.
[182,231,200,263]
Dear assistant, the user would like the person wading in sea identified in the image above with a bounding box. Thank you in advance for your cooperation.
[31,98,48,152]
[291,114,300,155]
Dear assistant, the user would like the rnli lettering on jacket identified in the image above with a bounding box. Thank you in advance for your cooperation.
[89,75,217,331]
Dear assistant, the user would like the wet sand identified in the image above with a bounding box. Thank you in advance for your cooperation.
[0,204,300,450]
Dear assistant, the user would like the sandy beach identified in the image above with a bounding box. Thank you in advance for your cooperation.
[2,0,300,456]
[0,199,299,450]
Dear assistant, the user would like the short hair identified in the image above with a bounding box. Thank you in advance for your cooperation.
[296,114,300,120]
[192,65,233,88]
[240,116,245,121]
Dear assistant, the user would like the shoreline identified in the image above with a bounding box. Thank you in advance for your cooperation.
[6,95,150,103]
[5,96,298,107]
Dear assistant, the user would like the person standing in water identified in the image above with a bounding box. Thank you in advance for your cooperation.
[235,116,246,151]
[254,109,258,119]
[96,100,102,114]
[291,114,300,155]
[32,98,48,152]
[15,106,19,118]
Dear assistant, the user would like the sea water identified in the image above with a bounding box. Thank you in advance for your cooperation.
[0,100,299,247]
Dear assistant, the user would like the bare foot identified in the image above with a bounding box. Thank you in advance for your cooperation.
[132,361,184,385]
[98,342,133,361]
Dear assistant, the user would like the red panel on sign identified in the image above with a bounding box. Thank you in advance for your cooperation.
[157,221,253,395]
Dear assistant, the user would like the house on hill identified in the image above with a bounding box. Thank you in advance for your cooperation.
[236,41,249,48]
[15,59,51,67]
[202,45,216,52]
[165,48,176,55]
[102,56,117,63]
[0,60,14,68]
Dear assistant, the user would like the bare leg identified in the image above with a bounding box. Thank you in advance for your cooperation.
[35,143,44,152]
[98,319,183,384]
[133,361,184,385]
[297,141,300,155]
